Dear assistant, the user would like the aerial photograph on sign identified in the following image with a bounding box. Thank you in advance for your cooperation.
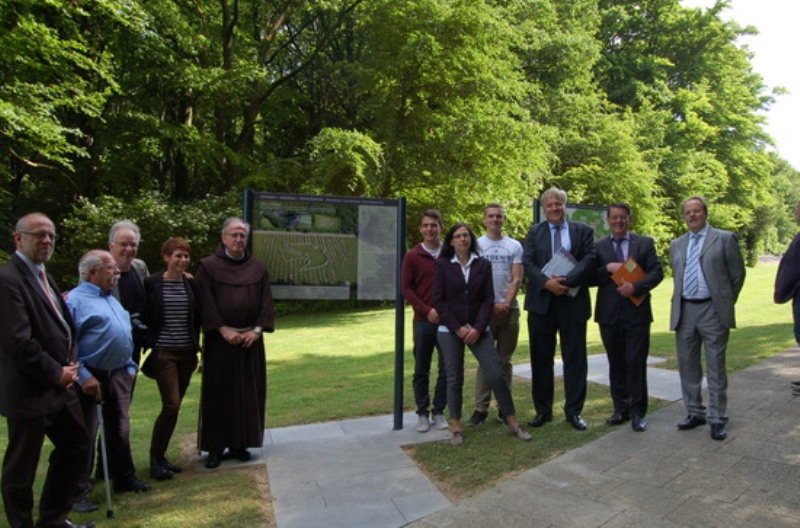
[249,193,398,301]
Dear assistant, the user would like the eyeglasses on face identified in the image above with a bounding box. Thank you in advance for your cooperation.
[20,231,58,241]
[225,232,248,239]
[112,241,138,249]
[452,232,471,239]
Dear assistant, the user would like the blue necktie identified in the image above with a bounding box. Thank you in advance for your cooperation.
[614,238,625,263]
[684,234,701,297]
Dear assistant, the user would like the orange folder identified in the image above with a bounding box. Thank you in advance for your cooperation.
[610,257,646,306]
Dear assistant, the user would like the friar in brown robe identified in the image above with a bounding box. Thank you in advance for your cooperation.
[195,218,274,467]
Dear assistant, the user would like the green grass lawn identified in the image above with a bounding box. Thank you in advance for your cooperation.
[1,261,794,526]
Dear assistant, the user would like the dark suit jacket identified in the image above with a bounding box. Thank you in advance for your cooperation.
[0,254,76,419]
[593,233,664,325]
[432,255,494,334]
[775,232,800,304]
[670,226,746,330]
[522,220,596,320]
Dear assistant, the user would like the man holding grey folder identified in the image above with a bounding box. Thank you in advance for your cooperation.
[522,188,596,431]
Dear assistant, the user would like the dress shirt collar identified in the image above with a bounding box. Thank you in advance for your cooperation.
[15,250,43,277]
[78,281,112,297]
[690,224,709,239]
[450,252,479,266]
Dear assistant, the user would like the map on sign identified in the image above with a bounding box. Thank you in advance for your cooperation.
[534,201,610,239]
[247,192,399,301]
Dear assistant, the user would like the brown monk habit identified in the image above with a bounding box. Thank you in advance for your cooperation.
[195,245,275,452]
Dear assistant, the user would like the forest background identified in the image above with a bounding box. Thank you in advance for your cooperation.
[2,0,800,289]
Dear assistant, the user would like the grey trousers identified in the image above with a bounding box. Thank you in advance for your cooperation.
[438,330,516,421]
[674,300,730,424]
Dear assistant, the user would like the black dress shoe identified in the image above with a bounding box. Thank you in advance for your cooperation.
[162,458,182,474]
[150,457,175,481]
[205,450,223,469]
[605,411,630,426]
[113,477,151,493]
[230,448,251,462]
[710,423,727,441]
[631,415,647,432]
[676,415,706,430]
[527,414,553,427]
[566,414,588,431]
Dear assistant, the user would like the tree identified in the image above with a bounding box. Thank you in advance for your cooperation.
[0,0,142,227]
[596,0,775,256]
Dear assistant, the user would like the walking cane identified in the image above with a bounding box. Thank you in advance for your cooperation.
[95,401,115,519]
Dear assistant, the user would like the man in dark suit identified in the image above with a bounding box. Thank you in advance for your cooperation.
[670,197,746,441]
[523,188,596,430]
[0,213,94,528]
[594,203,663,432]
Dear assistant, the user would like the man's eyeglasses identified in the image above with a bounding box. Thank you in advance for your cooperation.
[111,241,138,249]
[225,232,248,239]
[19,231,57,241]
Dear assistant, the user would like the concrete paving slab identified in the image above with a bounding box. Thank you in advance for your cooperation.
[597,479,688,517]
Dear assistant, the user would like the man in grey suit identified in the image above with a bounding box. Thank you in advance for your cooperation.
[670,197,746,441]
[594,202,663,432]
[523,188,596,430]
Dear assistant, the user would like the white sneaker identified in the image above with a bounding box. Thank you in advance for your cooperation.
[432,414,449,430]
[416,415,430,432]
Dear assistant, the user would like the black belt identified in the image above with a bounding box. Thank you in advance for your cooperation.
[682,298,711,303]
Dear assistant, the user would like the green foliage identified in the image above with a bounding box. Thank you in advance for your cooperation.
[51,191,240,288]
[1,0,799,259]
[304,128,385,196]
[595,0,777,255]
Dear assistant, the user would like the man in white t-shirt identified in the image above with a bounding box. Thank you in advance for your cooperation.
[468,204,523,426]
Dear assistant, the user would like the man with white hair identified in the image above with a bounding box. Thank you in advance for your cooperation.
[69,250,151,497]
[522,188,597,431]
[108,221,149,365]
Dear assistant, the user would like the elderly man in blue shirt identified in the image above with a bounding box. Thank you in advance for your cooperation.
[68,250,151,502]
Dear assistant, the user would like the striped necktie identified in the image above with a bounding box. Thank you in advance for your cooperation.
[684,234,702,297]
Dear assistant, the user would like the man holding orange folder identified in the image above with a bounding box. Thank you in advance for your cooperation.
[593,202,663,432]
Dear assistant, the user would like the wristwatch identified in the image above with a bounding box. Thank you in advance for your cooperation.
[253,326,263,336]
